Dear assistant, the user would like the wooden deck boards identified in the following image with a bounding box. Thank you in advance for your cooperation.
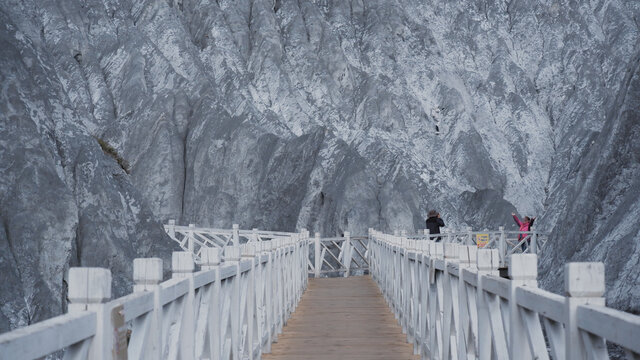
[263,276,420,360]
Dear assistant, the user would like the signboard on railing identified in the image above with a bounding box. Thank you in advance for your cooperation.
[476,234,489,248]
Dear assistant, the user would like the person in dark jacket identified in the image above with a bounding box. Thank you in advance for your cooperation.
[425,210,445,241]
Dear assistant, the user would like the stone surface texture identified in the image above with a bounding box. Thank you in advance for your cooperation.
[0,0,639,330]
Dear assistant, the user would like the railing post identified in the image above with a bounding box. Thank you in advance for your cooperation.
[531,232,538,255]
[442,243,459,359]
[133,258,163,359]
[263,241,274,353]
[168,219,176,238]
[476,249,499,360]
[201,248,221,270]
[314,233,321,278]
[188,223,195,254]
[68,268,112,360]
[224,245,242,359]
[133,258,163,292]
[252,228,259,243]
[344,232,351,277]
[565,262,606,360]
[457,245,477,358]
[232,224,240,246]
[498,226,506,267]
[242,243,257,360]
[509,254,538,360]
[200,248,221,358]
[172,252,196,359]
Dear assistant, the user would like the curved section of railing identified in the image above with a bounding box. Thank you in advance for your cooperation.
[308,232,369,278]
[0,232,310,360]
[369,229,640,360]
[163,221,299,263]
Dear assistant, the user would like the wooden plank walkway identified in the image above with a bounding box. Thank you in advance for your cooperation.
[263,276,420,360]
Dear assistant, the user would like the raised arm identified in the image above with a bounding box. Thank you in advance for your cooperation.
[529,217,536,227]
[512,213,522,226]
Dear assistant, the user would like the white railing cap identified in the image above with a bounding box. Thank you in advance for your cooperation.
[224,246,241,261]
[477,249,499,271]
[420,240,430,254]
[68,267,112,305]
[133,258,163,284]
[444,243,458,259]
[459,245,476,264]
[242,243,256,257]
[429,242,443,257]
[172,251,195,273]
[565,262,605,297]
[200,248,221,266]
[509,254,537,280]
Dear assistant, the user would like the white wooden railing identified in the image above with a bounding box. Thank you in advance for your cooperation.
[164,223,371,278]
[398,228,549,268]
[164,222,548,277]
[369,229,640,360]
[164,221,298,263]
[309,232,369,277]
[0,231,309,360]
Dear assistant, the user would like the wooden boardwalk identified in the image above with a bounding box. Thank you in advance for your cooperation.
[263,276,419,360]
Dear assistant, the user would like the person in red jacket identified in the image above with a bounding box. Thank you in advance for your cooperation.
[512,213,536,252]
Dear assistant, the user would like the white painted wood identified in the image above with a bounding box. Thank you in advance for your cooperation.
[370,229,640,360]
[577,304,640,354]
[68,268,112,311]
[344,232,352,277]
[172,251,195,279]
[171,251,195,360]
[314,232,321,278]
[4,226,638,360]
[133,258,163,293]
[232,224,240,246]
[0,312,95,360]
[509,254,538,360]
[514,287,565,322]
[131,258,163,360]
[564,262,606,360]
[67,267,112,360]
[200,247,221,269]
[188,223,196,254]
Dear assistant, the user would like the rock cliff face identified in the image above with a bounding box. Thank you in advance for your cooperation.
[1,0,639,330]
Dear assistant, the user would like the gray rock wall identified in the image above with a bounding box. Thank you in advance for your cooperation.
[0,7,176,332]
[0,0,639,330]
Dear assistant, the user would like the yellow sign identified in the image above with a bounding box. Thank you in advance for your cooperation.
[476,234,489,248]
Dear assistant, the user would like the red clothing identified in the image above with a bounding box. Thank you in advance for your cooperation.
[513,215,534,239]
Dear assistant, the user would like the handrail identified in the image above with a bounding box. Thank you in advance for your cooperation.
[0,229,310,360]
[0,312,96,359]
[368,229,640,359]
[308,232,370,278]
[385,227,548,267]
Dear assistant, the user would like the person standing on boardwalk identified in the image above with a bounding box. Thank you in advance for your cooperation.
[425,210,446,241]
[512,213,536,251]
